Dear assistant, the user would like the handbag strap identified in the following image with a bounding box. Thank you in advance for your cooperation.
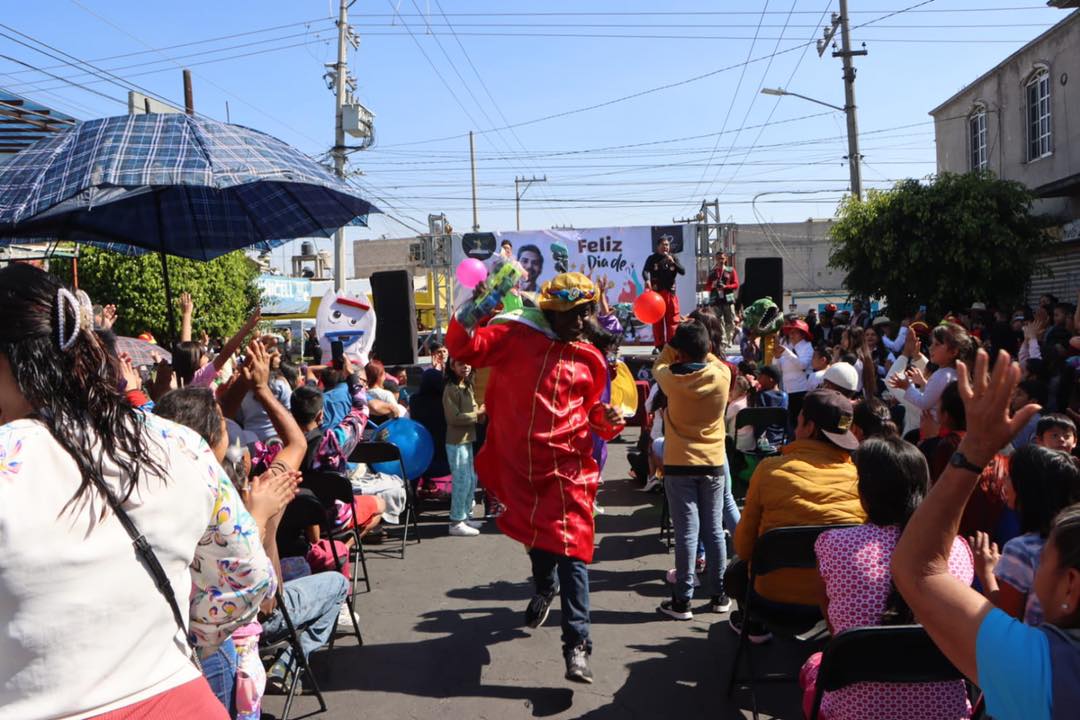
[99,483,202,670]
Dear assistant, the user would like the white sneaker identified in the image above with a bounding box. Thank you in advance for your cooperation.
[642,475,662,493]
[449,521,480,537]
[464,519,484,529]
[337,602,354,628]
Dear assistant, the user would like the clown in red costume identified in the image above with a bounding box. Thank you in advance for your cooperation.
[446,271,622,684]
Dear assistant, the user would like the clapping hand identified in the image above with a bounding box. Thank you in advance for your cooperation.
[242,467,302,533]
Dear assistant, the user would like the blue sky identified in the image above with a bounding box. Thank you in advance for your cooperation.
[0,1,1071,272]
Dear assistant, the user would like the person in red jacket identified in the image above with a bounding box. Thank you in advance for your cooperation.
[705,251,740,347]
[446,272,622,684]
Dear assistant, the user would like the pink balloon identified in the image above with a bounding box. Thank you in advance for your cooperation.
[456,258,488,289]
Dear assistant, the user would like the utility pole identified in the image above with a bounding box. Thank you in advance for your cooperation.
[182,69,194,116]
[469,131,479,232]
[514,175,547,231]
[824,0,867,200]
[332,0,350,292]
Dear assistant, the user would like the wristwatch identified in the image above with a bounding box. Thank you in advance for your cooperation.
[949,451,985,474]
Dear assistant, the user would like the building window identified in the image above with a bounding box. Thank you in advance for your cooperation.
[1026,68,1052,161]
[969,105,987,171]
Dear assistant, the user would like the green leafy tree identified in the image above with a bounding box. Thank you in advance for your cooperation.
[828,172,1056,318]
[60,248,261,341]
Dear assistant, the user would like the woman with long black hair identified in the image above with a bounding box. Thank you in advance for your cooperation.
[0,264,275,719]
[800,435,975,719]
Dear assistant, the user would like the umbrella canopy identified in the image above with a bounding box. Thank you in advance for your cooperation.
[0,112,379,259]
[114,335,172,366]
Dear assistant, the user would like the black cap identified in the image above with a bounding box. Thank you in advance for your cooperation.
[802,389,858,450]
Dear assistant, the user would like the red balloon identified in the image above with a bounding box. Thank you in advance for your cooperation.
[633,291,666,325]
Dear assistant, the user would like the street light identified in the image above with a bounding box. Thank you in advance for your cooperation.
[761,86,862,199]
[760,87,845,113]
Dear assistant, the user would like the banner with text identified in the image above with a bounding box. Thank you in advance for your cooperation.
[453,225,696,344]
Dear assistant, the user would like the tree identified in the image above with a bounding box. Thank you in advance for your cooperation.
[828,172,1056,318]
[61,248,261,341]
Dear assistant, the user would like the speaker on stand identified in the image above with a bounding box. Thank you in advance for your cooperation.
[740,257,784,307]
[370,270,418,365]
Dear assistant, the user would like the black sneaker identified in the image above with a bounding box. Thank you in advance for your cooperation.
[564,643,594,684]
[524,586,559,628]
[658,597,693,621]
[710,594,733,613]
[727,610,773,644]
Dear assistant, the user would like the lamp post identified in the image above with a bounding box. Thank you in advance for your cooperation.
[761,86,862,199]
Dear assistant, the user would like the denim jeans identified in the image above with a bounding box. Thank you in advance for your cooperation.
[447,442,477,523]
[665,471,727,602]
[262,571,349,669]
[529,548,591,653]
[202,637,237,716]
[697,461,740,559]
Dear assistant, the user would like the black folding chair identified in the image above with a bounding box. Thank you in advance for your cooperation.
[299,471,368,648]
[734,406,790,459]
[349,441,421,559]
[260,586,328,720]
[728,524,858,720]
[809,625,966,720]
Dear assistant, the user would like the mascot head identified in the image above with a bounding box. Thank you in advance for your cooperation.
[316,288,377,366]
[743,297,783,337]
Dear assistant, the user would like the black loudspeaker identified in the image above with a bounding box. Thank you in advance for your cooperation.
[370,270,418,365]
[741,257,783,306]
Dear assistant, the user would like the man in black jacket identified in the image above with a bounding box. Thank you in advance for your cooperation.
[642,236,685,352]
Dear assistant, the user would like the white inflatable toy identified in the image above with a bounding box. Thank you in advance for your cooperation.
[316,288,377,366]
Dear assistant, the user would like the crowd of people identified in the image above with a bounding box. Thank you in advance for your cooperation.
[4,249,1080,719]
[638,289,1080,719]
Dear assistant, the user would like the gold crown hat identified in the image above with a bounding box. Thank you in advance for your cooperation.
[539,272,599,312]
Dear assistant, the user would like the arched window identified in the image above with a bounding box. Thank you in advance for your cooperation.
[1026,66,1052,161]
[968,103,988,171]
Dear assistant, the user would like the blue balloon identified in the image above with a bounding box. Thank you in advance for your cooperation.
[371,418,435,480]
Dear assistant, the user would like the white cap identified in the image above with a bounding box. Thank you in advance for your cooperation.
[971,302,987,311]
[822,362,859,393]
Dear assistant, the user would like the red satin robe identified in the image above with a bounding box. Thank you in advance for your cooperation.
[446,316,608,562]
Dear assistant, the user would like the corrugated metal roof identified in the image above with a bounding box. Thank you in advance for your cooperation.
[0,90,78,157]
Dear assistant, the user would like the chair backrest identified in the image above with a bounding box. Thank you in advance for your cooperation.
[300,470,355,519]
[750,524,859,579]
[735,406,789,435]
[275,490,326,557]
[348,440,404,466]
[816,624,963,692]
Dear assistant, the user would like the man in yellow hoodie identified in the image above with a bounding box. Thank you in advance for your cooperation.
[727,388,867,641]
[653,320,732,621]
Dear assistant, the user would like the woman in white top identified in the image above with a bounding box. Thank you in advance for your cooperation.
[888,322,974,414]
[773,319,814,421]
[0,265,275,720]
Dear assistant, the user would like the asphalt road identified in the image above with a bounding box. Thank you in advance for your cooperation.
[264,429,806,720]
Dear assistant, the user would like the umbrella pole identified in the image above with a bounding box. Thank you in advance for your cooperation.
[160,250,178,345]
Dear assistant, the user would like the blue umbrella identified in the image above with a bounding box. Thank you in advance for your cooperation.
[0,112,379,338]
[0,112,378,257]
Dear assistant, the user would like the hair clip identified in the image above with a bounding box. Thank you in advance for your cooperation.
[56,288,94,351]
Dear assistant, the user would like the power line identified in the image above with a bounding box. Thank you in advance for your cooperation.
[707,1,835,203]
[0,18,335,79]
[336,7,1046,16]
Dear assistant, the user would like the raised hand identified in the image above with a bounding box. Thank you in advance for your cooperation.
[100,304,117,331]
[117,352,141,392]
[968,530,1001,589]
[241,339,271,390]
[178,292,194,317]
[955,349,1042,467]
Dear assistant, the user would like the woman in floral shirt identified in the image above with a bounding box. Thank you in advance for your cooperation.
[0,264,276,720]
